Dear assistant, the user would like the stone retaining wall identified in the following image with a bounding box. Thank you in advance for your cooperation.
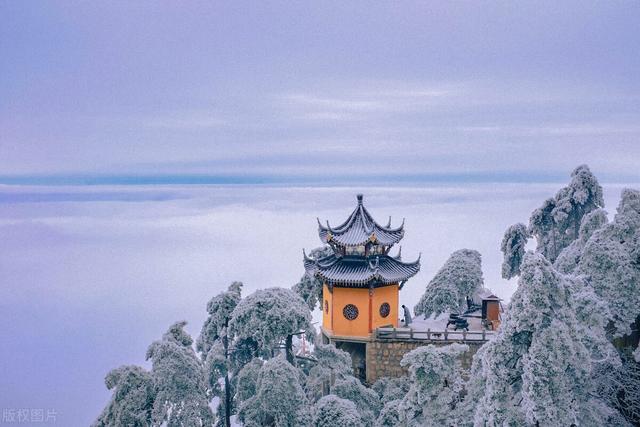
[365,340,485,384]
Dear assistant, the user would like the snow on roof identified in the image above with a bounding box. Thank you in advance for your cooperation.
[473,287,501,303]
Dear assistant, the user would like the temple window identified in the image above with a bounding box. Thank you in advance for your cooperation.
[379,302,390,318]
[343,304,359,320]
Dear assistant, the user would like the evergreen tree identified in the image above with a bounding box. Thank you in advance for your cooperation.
[577,189,640,337]
[471,253,617,426]
[399,343,468,427]
[374,399,403,427]
[500,223,529,279]
[230,287,311,364]
[93,366,155,427]
[553,208,608,274]
[529,165,604,263]
[239,357,310,427]
[197,282,243,427]
[306,344,353,402]
[332,376,380,426]
[146,321,214,426]
[293,246,332,311]
[371,376,410,402]
[414,249,484,317]
[312,395,362,427]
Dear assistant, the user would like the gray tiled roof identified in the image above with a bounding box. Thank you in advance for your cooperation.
[317,194,404,246]
[304,253,420,287]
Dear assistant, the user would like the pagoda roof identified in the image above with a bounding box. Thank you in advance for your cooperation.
[304,252,420,287]
[317,194,404,246]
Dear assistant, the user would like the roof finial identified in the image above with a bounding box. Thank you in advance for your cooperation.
[357,194,363,205]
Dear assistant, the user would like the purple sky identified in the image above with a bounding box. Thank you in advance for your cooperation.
[1,2,640,182]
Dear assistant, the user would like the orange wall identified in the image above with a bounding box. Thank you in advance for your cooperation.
[371,284,399,329]
[323,283,399,338]
[332,287,370,337]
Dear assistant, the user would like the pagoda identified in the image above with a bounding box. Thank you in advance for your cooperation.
[304,194,420,342]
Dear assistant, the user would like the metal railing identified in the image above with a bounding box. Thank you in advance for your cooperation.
[375,327,495,343]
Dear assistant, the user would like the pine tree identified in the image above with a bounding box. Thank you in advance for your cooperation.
[293,246,332,311]
[146,321,214,426]
[197,282,243,427]
[92,366,155,427]
[500,223,529,279]
[414,249,484,317]
[239,356,310,427]
[529,165,604,263]
[229,287,311,364]
[313,395,362,427]
[471,253,616,426]
[399,343,469,427]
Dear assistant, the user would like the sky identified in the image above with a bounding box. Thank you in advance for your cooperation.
[1,1,640,182]
[1,2,640,426]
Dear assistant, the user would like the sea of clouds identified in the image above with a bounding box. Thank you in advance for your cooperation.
[0,182,635,426]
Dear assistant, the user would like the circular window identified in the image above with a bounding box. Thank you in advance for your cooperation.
[379,302,391,318]
[343,304,359,320]
[324,300,329,313]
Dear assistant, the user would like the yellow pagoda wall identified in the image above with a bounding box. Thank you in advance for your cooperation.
[322,283,333,331]
[323,282,399,338]
[331,287,370,337]
[371,284,399,329]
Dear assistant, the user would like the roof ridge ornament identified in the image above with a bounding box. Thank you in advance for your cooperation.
[326,220,334,233]
[386,216,392,228]
[394,246,402,259]
[357,194,363,205]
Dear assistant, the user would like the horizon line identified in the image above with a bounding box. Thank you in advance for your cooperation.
[1,172,639,187]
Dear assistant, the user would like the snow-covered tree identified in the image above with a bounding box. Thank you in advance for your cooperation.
[553,208,608,274]
[374,400,402,427]
[230,287,311,364]
[332,376,380,426]
[235,358,263,404]
[198,282,243,355]
[312,395,362,427]
[293,246,332,311]
[93,365,155,427]
[414,249,484,317]
[146,321,214,426]
[399,343,468,427]
[293,274,324,312]
[306,344,353,402]
[594,355,640,426]
[197,282,243,427]
[500,223,529,279]
[529,165,604,263]
[371,376,410,402]
[565,275,618,364]
[239,356,310,427]
[471,252,618,426]
[577,188,640,337]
